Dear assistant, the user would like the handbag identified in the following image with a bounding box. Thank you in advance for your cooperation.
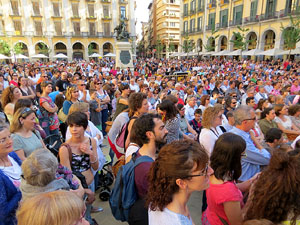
[58,108,68,123]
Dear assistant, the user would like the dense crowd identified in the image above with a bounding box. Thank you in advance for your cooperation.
[1,57,300,225]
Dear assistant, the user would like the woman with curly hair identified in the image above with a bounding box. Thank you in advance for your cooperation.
[244,150,300,225]
[146,140,212,225]
[62,85,80,116]
[199,104,225,155]
[1,86,22,123]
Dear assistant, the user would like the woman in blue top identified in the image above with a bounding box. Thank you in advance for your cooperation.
[0,122,22,225]
[62,85,80,115]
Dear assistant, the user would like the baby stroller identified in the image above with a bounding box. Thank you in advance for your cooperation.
[97,155,114,201]
[43,134,64,157]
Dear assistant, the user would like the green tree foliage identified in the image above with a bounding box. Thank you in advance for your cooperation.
[204,28,219,52]
[155,36,164,58]
[0,39,11,56]
[230,26,251,51]
[281,14,300,59]
[181,35,195,56]
[37,42,51,55]
[167,38,175,53]
[13,42,24,55]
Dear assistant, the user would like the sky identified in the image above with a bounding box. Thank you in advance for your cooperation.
[135,0,152,41]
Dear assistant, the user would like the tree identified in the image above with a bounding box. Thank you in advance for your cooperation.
[204,28,219,52]
[281,14,300,59]
[0,39,11,56]
[181,35,195,57]
[230,26,251,59]
[167,38,175,53]
[155,36,164,58]
[37,42,51,56]
[13,42,24,55]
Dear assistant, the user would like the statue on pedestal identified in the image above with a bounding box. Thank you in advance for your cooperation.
[114,21,130,41]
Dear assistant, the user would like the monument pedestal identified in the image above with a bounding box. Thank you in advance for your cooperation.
[115,41,133,70]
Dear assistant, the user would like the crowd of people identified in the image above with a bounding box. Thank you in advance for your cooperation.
[1,57,300,225]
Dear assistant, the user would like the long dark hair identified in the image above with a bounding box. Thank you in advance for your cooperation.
[158,99,178,121]
[210,133,246,181]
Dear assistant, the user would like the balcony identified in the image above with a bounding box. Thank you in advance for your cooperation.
[208,1,216,9]
[87,15,96,20]
[229,19,242,26]
[189,9,196,15]
[189,28,195,34]
[101,0,111,2]
[181,31,189,36]
[197,6,204,12]
[219,0,229,5]
[183,12,188,17]
[206,24,215,30]
[119,0,128,4]
[243,16,259,24]
[260,11,279,21]
[195,27,202,33]
[102,32,114,37]
[102,15,112,20]
[219,22,228,28]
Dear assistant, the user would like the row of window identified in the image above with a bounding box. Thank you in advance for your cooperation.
[183,0,281,32]
[10,0,127,19]
[5,20,112,36]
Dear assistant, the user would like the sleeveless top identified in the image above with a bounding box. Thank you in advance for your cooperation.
[113,96,128,121]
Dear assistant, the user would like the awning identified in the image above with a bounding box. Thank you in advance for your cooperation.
[260,48,285,56]
[242,49,264,56]
[213,50,230,56]
[225,49,242,56]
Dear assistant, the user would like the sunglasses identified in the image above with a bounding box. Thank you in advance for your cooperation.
[42,75,48,78]
[97,83,103,85]
[20,107,33,118]
[183,163,209,178]
[79,84,85,86]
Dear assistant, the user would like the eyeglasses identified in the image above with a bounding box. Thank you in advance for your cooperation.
[74,208,87,225]
[232,102,237,104]
[42,75,48,78]
[97,83,103,85]
[241,152,247,158]
[243,117,256,121]
[183,163,209,178]
[79,84,85,86]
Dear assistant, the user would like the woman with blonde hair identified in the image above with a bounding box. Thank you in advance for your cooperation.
[11,107,45,160]
[17,190,89,225]
[1,85,22,123]
[62,85,80,116]
[199,104,226,155]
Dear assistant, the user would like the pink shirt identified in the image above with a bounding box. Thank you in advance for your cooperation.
[291,85,300,94]
[205,181,243,225]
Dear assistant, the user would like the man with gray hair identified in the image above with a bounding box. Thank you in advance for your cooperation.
[254,85,268,104]
[185,95,197,121]
[230,105,270,181]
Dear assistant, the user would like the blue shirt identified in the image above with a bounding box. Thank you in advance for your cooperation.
[230,127,271,181]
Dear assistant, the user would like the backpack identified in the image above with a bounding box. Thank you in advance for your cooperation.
[115,116,137,151]
[109,153,154,222]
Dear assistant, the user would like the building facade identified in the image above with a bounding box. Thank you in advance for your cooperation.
[180,0,300,53]
[0,0,136,61]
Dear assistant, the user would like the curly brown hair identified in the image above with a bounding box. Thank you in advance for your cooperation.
[202,104,224,129]
[245,151,300,224]
[146,140,209,211]
[128,92,147,117]
[2,86,18,108]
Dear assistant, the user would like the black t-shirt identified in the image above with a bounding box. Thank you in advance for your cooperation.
[36,83,42,94]
[56,80,70,92]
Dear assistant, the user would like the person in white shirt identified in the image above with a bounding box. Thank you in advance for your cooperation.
[199,104,226,155]
[129,78,140,92]
[185,95,198,122]
[77,79,90,102]
[264,80,274,94]
[254,85,268,104]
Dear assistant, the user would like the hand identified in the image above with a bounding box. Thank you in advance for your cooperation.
[70,186,85,198]
[96,134,102,141]
[85,189,95,204]
[79,143,93,155]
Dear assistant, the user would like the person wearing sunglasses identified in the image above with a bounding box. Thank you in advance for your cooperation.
[202,133,259,225]
[35,72,49,98]
[17,190,89,225]
[94,79,110,135]
[10,107,46,161]
[147,140,212,225]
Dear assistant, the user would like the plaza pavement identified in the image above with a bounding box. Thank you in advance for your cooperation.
[93,139,203,225]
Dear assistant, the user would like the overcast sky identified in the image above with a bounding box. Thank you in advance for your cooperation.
[135,0,152,40]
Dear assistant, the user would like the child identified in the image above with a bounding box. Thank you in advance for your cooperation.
[189,108,202,135]
[89,88,102,131]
